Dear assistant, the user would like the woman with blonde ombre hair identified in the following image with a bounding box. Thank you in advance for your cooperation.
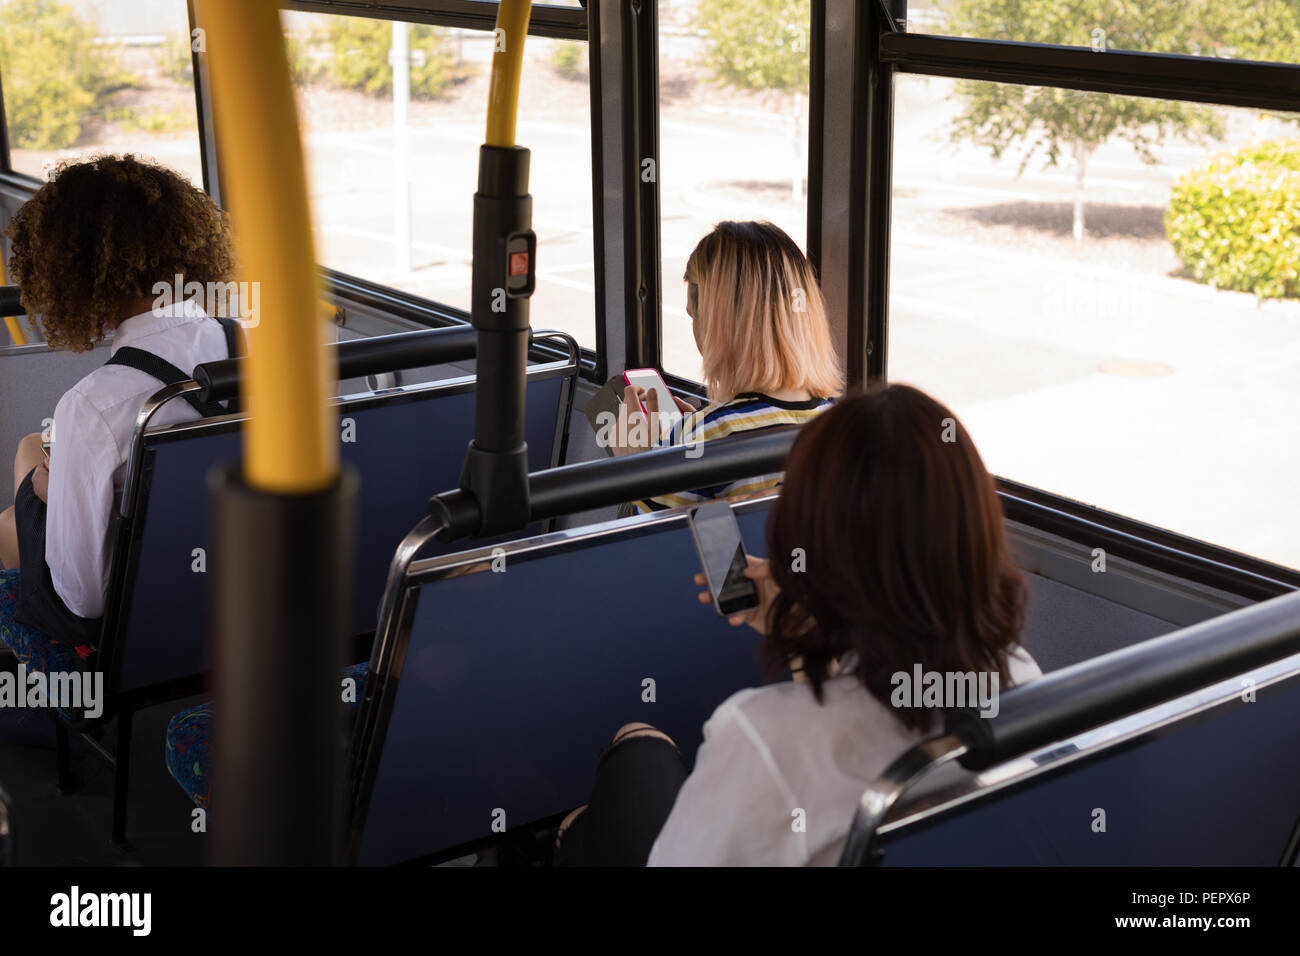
[616,220,843,512]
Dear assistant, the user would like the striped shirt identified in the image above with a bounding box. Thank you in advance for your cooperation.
[635,392,835,513]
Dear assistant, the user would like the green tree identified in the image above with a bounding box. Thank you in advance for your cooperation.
[1215,1,1300,65]
[940,0,1300,240]
[0,0,131,150]
[693,0,810,201]
[326,17,456,99]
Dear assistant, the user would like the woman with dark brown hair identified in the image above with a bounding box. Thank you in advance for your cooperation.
[555,384,1041,866]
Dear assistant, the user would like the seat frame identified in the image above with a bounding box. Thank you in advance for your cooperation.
[47,331,579,846]
[345,490,779,865]
[841,633,1300,866]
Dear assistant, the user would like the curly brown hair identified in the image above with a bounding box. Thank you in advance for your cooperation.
[3,154,234,352]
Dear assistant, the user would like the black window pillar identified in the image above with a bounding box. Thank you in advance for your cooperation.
[187,0,224,205]
[591,0,659,381]
[812,0,896,391]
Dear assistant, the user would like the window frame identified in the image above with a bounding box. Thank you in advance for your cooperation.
[283,0,587,40]
[2,0,1298,585]
[271,1,602,376]
[825,0,1300,590]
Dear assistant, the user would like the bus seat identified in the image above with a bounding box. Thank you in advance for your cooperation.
[0,568,83,683]
[348,496,777,866]
[33,348,575,845]
[164,662,370,809]
[880,677,1300,865]
[862,623,1300,866]
[109,359,574,694]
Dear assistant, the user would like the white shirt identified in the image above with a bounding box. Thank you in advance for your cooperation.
[46,301,231,619]
[647,647,1042,866]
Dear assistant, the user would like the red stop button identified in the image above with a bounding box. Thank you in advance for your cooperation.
[509,251,530,277]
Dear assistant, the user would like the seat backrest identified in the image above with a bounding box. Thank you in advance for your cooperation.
[103,359,576,693]
[348,495,778,866]
[874,657,1300,866]
[0,343,109,504]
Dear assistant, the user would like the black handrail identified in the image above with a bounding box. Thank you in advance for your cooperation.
[192,325,480,404]
[0,285,23,318]
[429,425,800,541]
[945,587,1300,770]
[881,33,1300,115]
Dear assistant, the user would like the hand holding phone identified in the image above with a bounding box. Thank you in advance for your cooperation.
[689,500,760,618]
[622,368,688,440]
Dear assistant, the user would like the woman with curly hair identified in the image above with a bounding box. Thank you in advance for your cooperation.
[0,154,239,658]
[556,385,1042,866]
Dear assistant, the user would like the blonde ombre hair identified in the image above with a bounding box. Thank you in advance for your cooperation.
[685,221,843,403]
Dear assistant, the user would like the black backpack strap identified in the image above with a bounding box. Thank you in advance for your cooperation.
[216,316,242,359]
[106,346,225,417]
[214,317,243,413]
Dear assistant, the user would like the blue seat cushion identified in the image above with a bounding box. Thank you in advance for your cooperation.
[164,701,214,809]
[165,662,369,808]
[0,568,88,720]
[0,568,84,676]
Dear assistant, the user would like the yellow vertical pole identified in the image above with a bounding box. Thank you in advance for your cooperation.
[485,0,533,148]
[196,0,335,492]
[196,0,352,867]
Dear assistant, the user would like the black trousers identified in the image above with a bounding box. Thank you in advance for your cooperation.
[554,734,689,867]
[12,468,100,647]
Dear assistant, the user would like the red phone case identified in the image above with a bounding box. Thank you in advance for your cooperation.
[623,369,666,415]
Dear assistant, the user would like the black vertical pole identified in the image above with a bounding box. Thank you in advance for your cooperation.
[458,146,535,534]
[209,465,355,865]
[863,0,897,387]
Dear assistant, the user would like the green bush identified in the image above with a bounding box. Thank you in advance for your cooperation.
[1166,139,1300,301]
[551,41,583,79]
[326,17,456,99]
[0,0,129,150]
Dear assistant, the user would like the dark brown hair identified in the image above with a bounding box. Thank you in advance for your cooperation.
[763,384,1026,730]
[4,154,234,352]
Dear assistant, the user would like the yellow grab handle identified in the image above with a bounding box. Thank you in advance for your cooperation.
[0,255,26,346]
[196,0,336,493]
[485,0,534,147]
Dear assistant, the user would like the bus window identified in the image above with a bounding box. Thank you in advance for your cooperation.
[914,0,1300,66]
[0,0,204,186]
[886,75,1300,570]
[282,12,597,351]
[658,0,813,384]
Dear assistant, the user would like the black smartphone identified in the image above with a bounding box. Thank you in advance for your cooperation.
[689,500,759,616]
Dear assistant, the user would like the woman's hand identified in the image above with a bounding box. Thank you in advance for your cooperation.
[611,386,693,456]
[695,555,780,634]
